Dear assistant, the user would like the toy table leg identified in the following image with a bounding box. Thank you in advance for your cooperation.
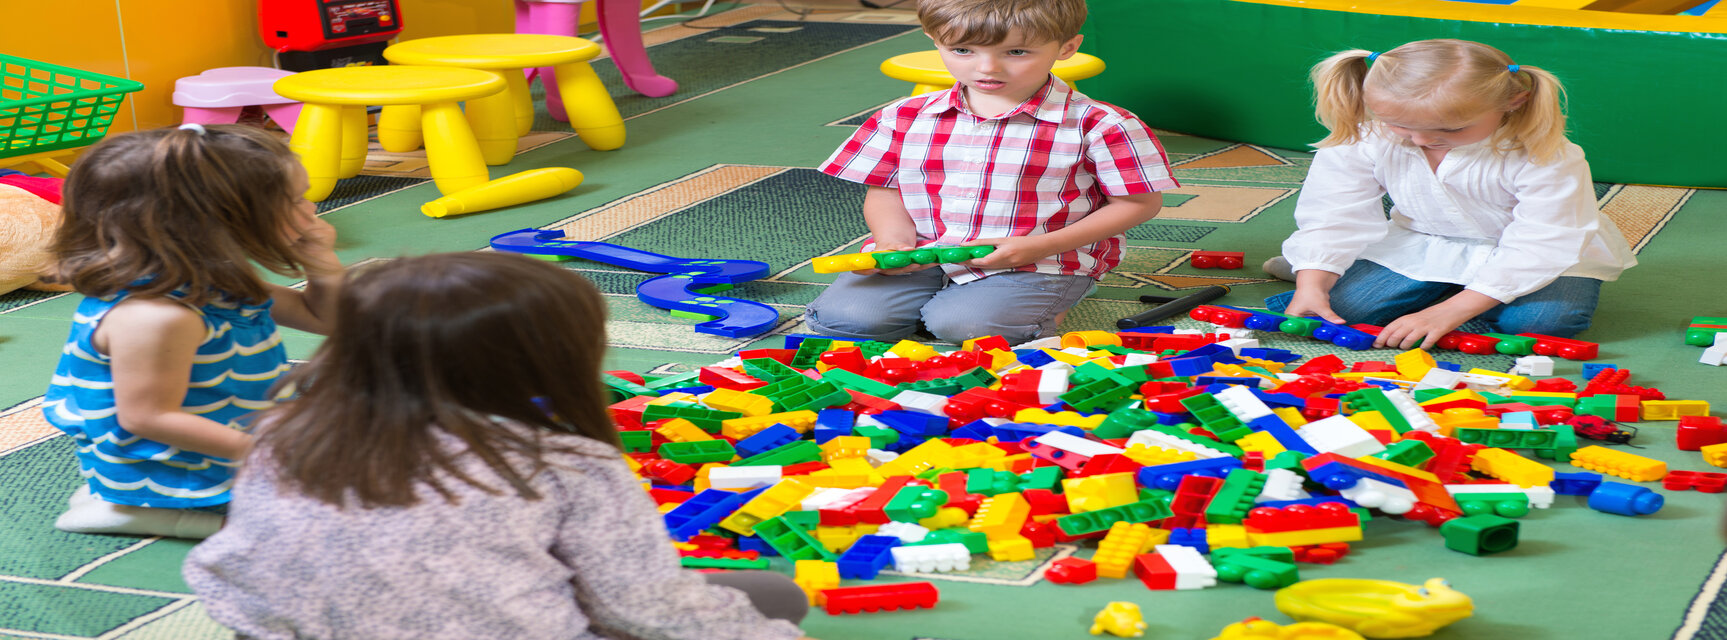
[289,103,344,202]
[338,106,368,179]
[464,70,523,165]
[551,61,626,150]
[261,103,302,135]
[181,106,243,126]
[378,105,425,152]
[505,72,535,137]
[597,0,677,97]
[516,0,582,123]
[911,82,949,96]
[419,101,492,195]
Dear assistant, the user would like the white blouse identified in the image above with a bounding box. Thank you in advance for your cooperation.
[1282,127,1637,303]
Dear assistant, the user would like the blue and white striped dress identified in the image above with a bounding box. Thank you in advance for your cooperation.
[43,287,292,508]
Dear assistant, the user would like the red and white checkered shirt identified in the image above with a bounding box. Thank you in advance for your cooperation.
[819,77,1180,284]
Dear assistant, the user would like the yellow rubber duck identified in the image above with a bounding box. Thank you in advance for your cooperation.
[1273,578,1473,638]
[1209,616,1367,640]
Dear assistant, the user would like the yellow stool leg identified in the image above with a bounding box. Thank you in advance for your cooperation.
[911,82,951,96]
[465,70,521,166]
[378,105,425,153]
[339,106,368,179]
[289,103,344,202]
[506,72,534,138]
[551,61,625,151]
[420,101,492,196]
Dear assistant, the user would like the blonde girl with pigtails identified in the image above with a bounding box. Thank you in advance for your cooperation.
[1263,39,1636,350]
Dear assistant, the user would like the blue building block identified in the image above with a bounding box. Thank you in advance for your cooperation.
[1183,343,1241,364]
[1239,347,1301,363]
[951,419,997,442]
[1305,460,1406,491]
[1551,472,1605,496]
[1435,361,1463,372]
[1311,320,1375,351]
[663,489,746,541]
[735,424,802,458]
[1012,349,1056,367]
[737,534,778,556]
[992,422,1086,443]
[1197,376,1264,389]
[1588,481,1664,516]
[1166,527,1210,555]
[872,410,951,439]
[1136,457,1242,491]
[1120,326,1176,334]
[1257,496,1362,510]
[1582,363,1620,380]
[837,535,902,579]
[1162,357,1214,376]
[1249,415,1318,455]
[813,408,854,444]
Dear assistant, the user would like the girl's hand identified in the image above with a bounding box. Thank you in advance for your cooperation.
[962,236,1052,270]
[1375,306,1474,350]
[285,205,342,278]
[1283,287,1346,324]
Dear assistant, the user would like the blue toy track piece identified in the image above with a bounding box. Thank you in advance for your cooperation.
[490,229,779,338]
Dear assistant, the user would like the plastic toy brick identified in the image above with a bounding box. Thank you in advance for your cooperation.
[890,542,972,573]
[641,458,699,485]
[662,488,748,541]
[719,478,817,536]
[735,440,823,467]
[1521,333,1599,360]
[1575,394,1640,422]
[1686,316,1727,346]
[732,423,799,458]
[1677,416,1727,451]
[1135,456,1241,491]
[1452,492,1531,518]
[1244,502,1360,533]
[720,410,820,440]
[882,485,950,523]
[1568,445,1667,482]
[1203,468,1269,525]
[1044,556,1098,584]
[1338,478,1419,515]
[821,367,901,398]
[658,440,738,464]
[1663,470,1727,493]
[969,492,1031,538]
[1190,304,1255,327]
[820,581,940,615]
[1549,471,1604,496]
[1476,332,1536,356]
[1094,521,1159,579]
[834,534,901,579]
[1212,548,1301,589]
[681,556,772,570]
[1063,472,1140,513]
[1190,250,1246,269]
[1135,544,1218,590]
[987,535,1035,562]
[1439,514,1519,555]
[1309,320,1375,350]
[1704,443,1727,468]
[1090,601,1149,637]
[1641,400,1711,421]
[1470,448,1556,488]
[643,402,743,434]
[1453,427,1558,450]
[1126,423,1244,459]
[794,560,840,605]
[1248,524,1364,548]
[1587,481,1665,516]
[1055,498,1175,536]
[753,515,837,561]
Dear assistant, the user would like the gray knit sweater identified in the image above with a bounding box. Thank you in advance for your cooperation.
[183,425,803,640]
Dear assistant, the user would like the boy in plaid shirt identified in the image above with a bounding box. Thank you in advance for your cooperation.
[805,0,1180,345]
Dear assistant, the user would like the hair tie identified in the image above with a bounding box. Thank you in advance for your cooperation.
[178,123,207,135]
[1366,51,1381,63]
[1508,64,1521,73]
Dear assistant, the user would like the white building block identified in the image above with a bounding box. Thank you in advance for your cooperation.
[1512,355,1555,377]
[1381,388,1441,433]
[891,389,950,416]
[891,542,971,573]
[865,449,899,468]
[1213,385,1274,421]
[1339,478,1418,514]
[1153,544,1218,590]
[1126,429,1233,459]
[1032,431,1125,458]
[1296,415,1387,458]
[1255,467,1310,503]
[1447,482,1555,509]
[1415,368,1466,391]
[877,521,931,544]
[708,465,782,490]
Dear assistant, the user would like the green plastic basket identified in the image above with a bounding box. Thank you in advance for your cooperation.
[0,54,144,159]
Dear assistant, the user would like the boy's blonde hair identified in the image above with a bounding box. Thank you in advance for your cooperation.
[1311,39,1569,163]
[918,0,1087,46]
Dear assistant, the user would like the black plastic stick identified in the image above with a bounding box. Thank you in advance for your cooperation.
[1116,285,1232,330]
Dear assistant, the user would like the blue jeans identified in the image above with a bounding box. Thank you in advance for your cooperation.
[1264,260,1602,338]
[805,268,1095,344]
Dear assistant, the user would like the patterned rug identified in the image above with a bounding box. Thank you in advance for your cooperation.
[0,4,1723,639]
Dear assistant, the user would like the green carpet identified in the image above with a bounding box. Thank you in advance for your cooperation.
[1,4,1724,639]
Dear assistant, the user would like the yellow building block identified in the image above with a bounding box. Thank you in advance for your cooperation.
[820,436,871,462]
[1471,448,1555,488]
[983,453,1034,473]
[1063,472,1139,513]
[1419,389,1489,407]
[1235,358,1289,374]
[794,560,840,605]
[970,492,1032,538]
[1013,407,1107,430]
[622,454,642,474]
[701,388,775,417]
[721,410,819,439]
[718,478,815,536]
[1339,410,1397,433]
[950,442,1008,469]
[1123,443,1199,467]
[655,418,713,443]
[814,524,879,552]
[1205,523,1251,549]
[1468,368,1532,391]
[1394,348,1436,380]
[887,339,939,361]
[919,507,971,530]
[1272,406,1309,427]
[1060,330,1123,348]
[1507,390,1580,401]
[1043,348,1092,366]
[1247,525,1364,548]
[1703,443,1727,468]
[1570,445,1668,482]
[1433,408,1499,437]
[1640,400,1711,421]
[1235,431,1288,456]
[1332,371,1413,383]
[988,535,1037,562]
[802,457,878,489]
[1353,456,1440,484]
[1093,522,1158,579]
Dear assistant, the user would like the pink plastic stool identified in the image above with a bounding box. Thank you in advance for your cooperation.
[173,67,303,134]
[515,0,677,121]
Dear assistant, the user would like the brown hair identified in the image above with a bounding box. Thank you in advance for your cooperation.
[51,125,309,305]
[919,0,1087,46]
[256,252,621,508]
[1311,39,1570,163]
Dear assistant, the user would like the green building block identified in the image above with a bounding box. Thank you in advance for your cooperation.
[1265,450,1310,474]
[1093,408,1161,440]
[601,372,660,402]
[1440,514,1520,555]
[895,379,961,396]
[1338,389,1414,433]
[1686,317,1727,346]
[658,440,738,464]
[1054,499,1173,536]
[966,468,1022,496]
[1061,377,1140,413]
[1279,316,1321,337]
[920,528,990,554]
[790,337,835,369]
[884,486,950,522]
[1374,439,1435,467]
[1454,492,1531,519]
[642,402,743,434]
[821,368,901,398]
[753,516,836,561]
[1144,422,1244,457]
[680,556,772,570]
[1536,424,1580,462]
[1017,466,1065,492]
[618,430,653,454]
[1180,393,1251,442]
[1212,548,1300,589]
[735,440,823,467]
[644,369,703,391]
[1454,427,1558,450]
[1203,468,1268,525]
[1481,333,1537,356]
[852,425,901,450]
[742,357,804,383]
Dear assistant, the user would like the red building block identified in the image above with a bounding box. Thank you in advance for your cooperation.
[1664,470,1727,493]
[1191,250,1246,269]
[1043,557,1098,584]
[699,366,768,390]
[1190,305,1253,327]
[1243,502,1360,533]
[821,582,939,615]
[1522,333,1600,361]
[1290,542,1352,564]
[1678,416,1727,451]
[1435,331,1501,355]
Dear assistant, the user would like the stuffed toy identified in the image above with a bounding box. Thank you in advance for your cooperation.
[0,169,69,295]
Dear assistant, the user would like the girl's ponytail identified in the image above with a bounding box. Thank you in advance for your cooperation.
[1496,64,1569,164]
[1311,49,1375,148]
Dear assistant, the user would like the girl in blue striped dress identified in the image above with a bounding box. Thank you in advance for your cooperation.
[42,124,344,538]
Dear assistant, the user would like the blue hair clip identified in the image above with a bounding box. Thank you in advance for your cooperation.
[1508,64,1521,73]
[1366,51,1381,63]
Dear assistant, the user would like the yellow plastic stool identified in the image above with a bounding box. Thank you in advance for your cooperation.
[383,34,625,165]
[274,66,505,203]
[879,51,1107,96]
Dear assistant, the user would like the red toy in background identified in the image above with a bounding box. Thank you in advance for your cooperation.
[259,0,404,71]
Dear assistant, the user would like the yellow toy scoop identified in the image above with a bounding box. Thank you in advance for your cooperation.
[1274,578,1473,638]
